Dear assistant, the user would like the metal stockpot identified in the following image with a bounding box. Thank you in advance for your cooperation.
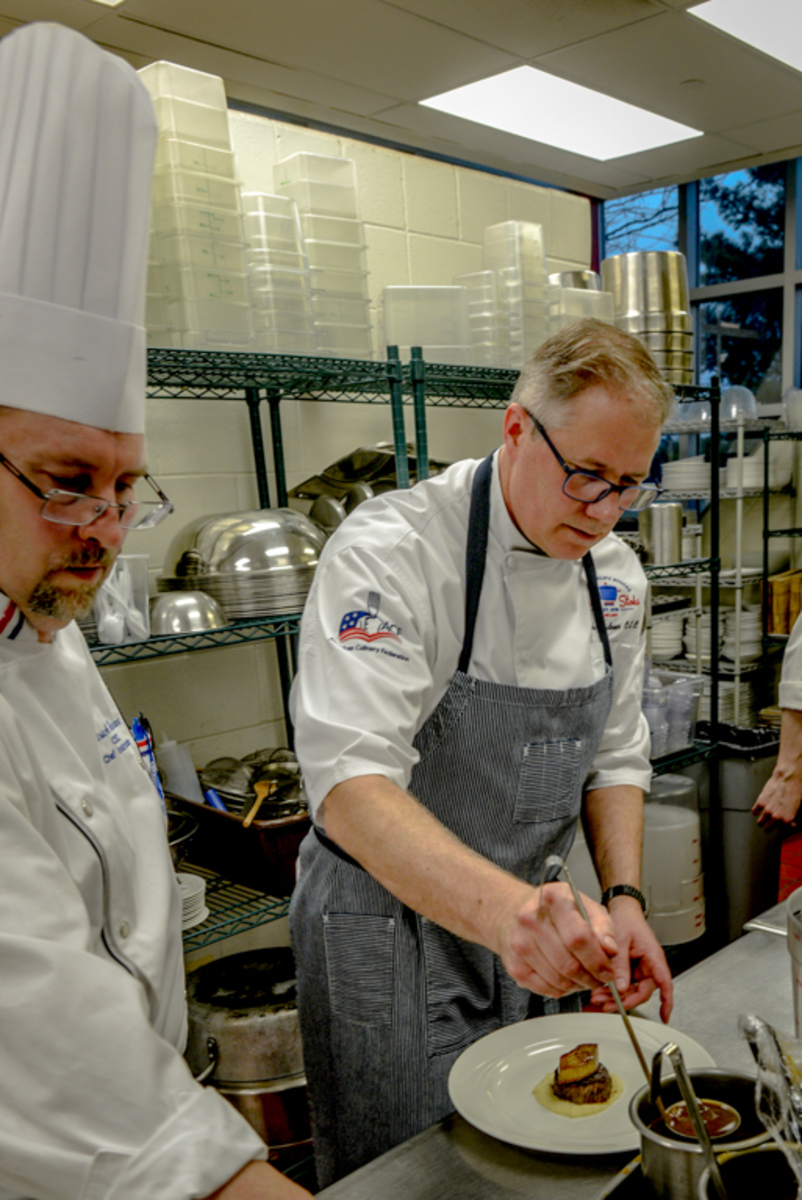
[185,948,310,1157]
[639,503,683,564]
[629,1068,769,1200]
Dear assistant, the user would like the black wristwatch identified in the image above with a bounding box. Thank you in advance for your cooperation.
[601,884,649,918]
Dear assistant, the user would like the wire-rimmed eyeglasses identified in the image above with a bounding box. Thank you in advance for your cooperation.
[0,453,174,530]
[529,414,662,513]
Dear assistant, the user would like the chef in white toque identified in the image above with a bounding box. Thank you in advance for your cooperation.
[0,22,309,1200]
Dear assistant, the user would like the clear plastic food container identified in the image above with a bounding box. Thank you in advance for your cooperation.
[151,201,244,242]
[246,248,308,272]
[151,167,241,212]
[278,179,359,219]
[159,267,250,304]
[150,96,232,150]
[300,214,365,245]
[385,344,470,365]
[382,286,470,347]
[252,329,320,354]
[309,267,369,298]
[179,326,254,350]
[315,324,373,355]
[251,307,317,334]
[241,192,299,218]
[162,297,254,336]
[152,232,247,273]
[304,240,368,273]
[154,137,238,179]
[311,295,371,324]
[248,265,313,293]
[274,153,357,189]
[250,288,314,317]
[138,61,229,109]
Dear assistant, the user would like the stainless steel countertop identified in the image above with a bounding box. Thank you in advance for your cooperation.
[316,921,795,1199]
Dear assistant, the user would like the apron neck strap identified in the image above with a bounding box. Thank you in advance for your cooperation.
[458,453,613,673]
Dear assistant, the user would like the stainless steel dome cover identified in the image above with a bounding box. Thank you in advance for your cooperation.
[160,508,326,580]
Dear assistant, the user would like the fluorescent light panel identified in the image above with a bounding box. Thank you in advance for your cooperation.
[420,65,702,162]
[691,0,802,74]
[86,0,126,6]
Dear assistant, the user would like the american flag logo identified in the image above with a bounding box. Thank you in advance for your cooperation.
[338,606,401,644]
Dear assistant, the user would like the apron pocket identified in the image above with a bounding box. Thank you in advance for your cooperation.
[324,912,395,1028]
[421,918,497,1056]
[514,738,583,824]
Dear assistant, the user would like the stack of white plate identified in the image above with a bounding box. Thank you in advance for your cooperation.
[650,616,684,660]
[177,872,208,930]
[699,678,758,725]
[683,610,725,660]
[721,609,763,662]
[724,457,784,490]
[661,457,711,491]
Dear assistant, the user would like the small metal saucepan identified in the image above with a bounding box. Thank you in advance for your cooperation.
[630,1059,769,1200]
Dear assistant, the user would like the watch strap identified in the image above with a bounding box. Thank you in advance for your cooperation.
[601,884,648,917]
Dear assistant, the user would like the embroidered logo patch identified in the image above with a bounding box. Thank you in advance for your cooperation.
[338,590,402,646]
[596,575,641,632]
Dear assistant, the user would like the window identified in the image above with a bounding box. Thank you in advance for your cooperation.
[697,291,783,404]
[700,165,785,285]
[602,186,679,257]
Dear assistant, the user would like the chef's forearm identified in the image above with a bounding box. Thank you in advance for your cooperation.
[322,774,530,953]
[582,784,645,892]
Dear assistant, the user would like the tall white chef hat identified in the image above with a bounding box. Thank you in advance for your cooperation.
[0,22,157,434]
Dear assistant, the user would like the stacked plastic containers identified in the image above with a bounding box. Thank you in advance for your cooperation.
[482,221,549,369]
[138,61,253,351]
[547,285,616,333]
[453,272,511,368]
[241,193,318,355]
[381,286,471,365]
[273,154,372,359]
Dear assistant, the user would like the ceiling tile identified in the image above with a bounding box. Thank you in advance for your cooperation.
[383,0,663,58]
[92,12,398,117]
[536,9,802,131]
[119,0,518,100]
[0,0,107,30]
[724,111,802,157]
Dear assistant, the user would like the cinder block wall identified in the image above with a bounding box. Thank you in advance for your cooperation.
[102,108,592,766]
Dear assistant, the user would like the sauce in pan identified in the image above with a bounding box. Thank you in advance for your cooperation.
[650,1098,741,1140]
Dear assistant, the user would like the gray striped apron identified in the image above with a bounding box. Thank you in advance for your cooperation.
[289,453,615,1186]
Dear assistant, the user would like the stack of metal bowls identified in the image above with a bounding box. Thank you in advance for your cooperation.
[600,251,693,386]
[157,508,326,619]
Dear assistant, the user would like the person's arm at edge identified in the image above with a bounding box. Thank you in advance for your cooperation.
[322,772,620,999]
[205,1161,311,1199]
[582,783,673,1022]
[753,707,802,830]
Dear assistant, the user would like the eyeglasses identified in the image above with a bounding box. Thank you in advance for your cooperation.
[529,414,661,513]
[0,453,174,530]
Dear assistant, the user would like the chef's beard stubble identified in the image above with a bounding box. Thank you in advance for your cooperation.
[28,546,116,623]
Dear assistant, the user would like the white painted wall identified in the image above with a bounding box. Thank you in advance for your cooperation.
[103,107,593,769]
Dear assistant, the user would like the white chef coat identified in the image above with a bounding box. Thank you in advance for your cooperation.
[780,611,802,709]
[0,594,266,1200]
[291,452,652,818]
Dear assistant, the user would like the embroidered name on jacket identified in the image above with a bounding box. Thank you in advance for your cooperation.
[337,591,407,658]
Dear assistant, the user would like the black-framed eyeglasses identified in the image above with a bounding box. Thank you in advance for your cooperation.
[0,453,174,531]
[529,414,661,513]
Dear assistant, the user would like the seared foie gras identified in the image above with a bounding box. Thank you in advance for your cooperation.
[552,1043,613,1105]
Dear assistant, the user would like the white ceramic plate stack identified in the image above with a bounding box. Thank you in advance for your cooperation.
[683,610,725,661]
[699,678,758,725]
[650,616,684,660]
[177,872,209,930]
[721,608,763,662]
[661,456,711,491]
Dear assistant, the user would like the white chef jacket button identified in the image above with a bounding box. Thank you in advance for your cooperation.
[81,799,93,817]
[119,921,130,938]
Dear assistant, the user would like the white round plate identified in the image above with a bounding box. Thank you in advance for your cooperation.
[182,905,210,931]
[447,1012,715,1155]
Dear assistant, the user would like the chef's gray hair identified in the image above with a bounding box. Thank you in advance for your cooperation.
[511,318,674,430]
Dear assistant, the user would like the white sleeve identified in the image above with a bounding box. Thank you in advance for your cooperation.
[0,726,266,1200]
[290,541,439,818]
[780,611,802,709]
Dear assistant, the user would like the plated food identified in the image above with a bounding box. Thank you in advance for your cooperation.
[533,1042,624,1119]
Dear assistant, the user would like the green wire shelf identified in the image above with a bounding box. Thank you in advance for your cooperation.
[652,741,717,774]
[88,614,302,665]
[180,863,290,953]
[644,559,714,582]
